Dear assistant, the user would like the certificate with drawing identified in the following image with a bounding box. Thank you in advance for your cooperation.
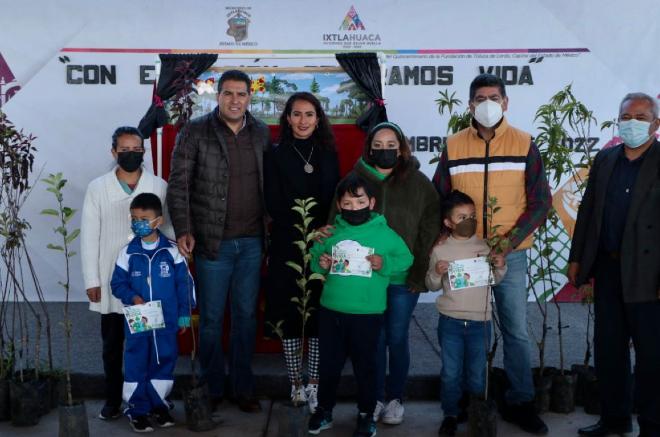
[448,256,493,291]
[330,240,375,278]
[123,300,166,334]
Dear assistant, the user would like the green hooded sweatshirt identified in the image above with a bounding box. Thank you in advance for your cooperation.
[328,158,441,291]
[311,213,414,314]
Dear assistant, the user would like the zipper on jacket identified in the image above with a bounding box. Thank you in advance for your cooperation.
[137,247,168,365]
[482,140,491,239]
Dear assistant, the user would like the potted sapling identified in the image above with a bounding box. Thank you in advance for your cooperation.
[1,112,53,425]
[467,196,509,437]
[268,198,324,437]
[41,172,89,437]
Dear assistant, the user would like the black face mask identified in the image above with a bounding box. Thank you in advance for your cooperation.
[371,149,399,169]
[117,151,144,173]
[341,207,371,226]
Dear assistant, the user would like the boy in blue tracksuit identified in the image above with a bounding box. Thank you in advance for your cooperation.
[111,193,195,433]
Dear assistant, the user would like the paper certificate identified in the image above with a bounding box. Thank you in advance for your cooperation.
[448,256,494,291]
[123,300,166,334]
[330,240,375,278]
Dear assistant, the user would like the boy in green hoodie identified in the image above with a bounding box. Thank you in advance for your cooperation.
[308,174,413,437]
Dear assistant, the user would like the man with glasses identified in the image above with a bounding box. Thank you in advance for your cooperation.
[569,93,660,437]
[81,126,172,420]
[433,74,551,435]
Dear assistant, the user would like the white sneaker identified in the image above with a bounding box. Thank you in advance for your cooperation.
[373,400,385,422]
[305,384,318,413]
[381,399,404,425]
[290,384,307,404]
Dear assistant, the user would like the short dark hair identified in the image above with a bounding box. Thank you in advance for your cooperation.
[336,172,375,200]
[469,73,506,101]
[130,193,162,216]
[112,126,144,149]
[218,69,251,94]
[441,190,475,220]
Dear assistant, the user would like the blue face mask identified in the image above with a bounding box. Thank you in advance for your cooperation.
[618,119,651,148]
[131,218,159,238]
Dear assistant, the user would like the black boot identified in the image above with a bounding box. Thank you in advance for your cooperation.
[501,400,548,435]
[438,416,457,436]
[578,420,632,436]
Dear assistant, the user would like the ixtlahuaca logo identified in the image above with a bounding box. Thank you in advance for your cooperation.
[339,5,365,31]
[0,52,21,108]
[221,6,257,47]
[323,5,382,49]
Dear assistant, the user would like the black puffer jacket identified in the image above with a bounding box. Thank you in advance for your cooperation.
[166,108,270,259]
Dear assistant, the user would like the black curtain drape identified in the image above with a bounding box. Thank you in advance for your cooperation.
[137,53,218,138]
[335,52,387,132]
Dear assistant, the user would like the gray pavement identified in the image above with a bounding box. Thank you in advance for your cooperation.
[5,302,597,399]
[1,302,638,436]
[0,399,638,436]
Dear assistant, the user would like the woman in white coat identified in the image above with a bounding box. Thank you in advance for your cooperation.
[80,126,172,420]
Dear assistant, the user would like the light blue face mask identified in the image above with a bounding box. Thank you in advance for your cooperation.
[131,217,159,238]
[618,119,651,148]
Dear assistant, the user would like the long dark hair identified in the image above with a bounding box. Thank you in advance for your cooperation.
[278,92,336,151]
[361,121,413,182]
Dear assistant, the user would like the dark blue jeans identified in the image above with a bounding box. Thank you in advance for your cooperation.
[437,313,491,417]
[492,250,535,404]
[195,237,262,398]
[375,284,420,402]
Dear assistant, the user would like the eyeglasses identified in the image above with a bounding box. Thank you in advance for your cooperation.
[117,148,145,153]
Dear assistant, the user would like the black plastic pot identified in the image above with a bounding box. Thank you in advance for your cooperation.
[571,365,600,415]
[468,395,497,437]
[14,369,50,416]
[0,378,10,421]
[277,401,310,437]
[532,367,554,414]
[550,370,576,413]
[180,379,217,432]
[59,401,89,437]
[488,367,509,412]
[571,364,591,405]
[9,379,42,426]
[48,374,67,410]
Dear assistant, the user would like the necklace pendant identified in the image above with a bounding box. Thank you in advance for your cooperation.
[304,163,314,174]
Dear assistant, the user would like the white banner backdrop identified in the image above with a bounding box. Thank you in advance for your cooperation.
[0,0,658,302]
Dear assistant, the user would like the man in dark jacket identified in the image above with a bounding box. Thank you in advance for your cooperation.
[568,92,660,437]
[167,69,270,413]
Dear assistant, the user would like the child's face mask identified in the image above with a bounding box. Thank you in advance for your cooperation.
[337,187,374,226]
[341,207,371,226]
[131,217,159,238]
[452,217,477,238]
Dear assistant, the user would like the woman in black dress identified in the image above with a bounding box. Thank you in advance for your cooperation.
[264,92,340,410]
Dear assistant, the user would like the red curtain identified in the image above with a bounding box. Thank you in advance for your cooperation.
[154,123,366,354]
[152,123,365,180]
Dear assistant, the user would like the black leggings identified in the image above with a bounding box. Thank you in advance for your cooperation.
[317,307,383,415]
[101,313,125,407]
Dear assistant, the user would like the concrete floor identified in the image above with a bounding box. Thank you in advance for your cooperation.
[1,302,639,436]
[0,399,639,437]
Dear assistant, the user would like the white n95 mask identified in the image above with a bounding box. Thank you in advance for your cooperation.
[474,100,504,128]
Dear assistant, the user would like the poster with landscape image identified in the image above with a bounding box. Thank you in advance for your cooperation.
[174,67,369,125]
